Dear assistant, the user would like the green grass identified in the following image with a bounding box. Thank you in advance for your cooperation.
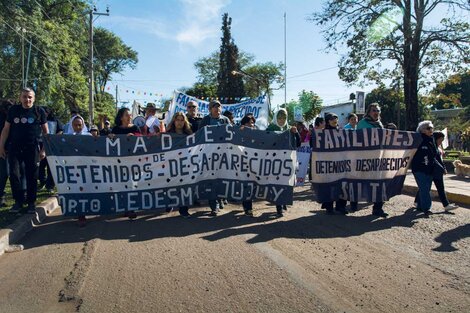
[0,182,56,229]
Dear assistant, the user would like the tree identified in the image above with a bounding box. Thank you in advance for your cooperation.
[0,0,90,120]
[93,27,138,121]
[312,1,470,130]
[93,27,138,97]
[0,1,138,123]
[193,53,283,100]
[427,70,470,109]
[217,13,244,104]
[283,90,323,125]
[243,62,284,99]
[194,50,254,86]
[183,83,217,99]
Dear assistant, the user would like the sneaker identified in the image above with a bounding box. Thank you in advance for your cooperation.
[372,209,389,218]
[210,209,219,216]
[26,203,36,214]
[444,203,458,211]
[244,210,254,217]
[218,199,225,209]
[413,202,418,208]
[276,206,284,217]
[77,215,87,227]
[422,211,432,218]
[9,202,23,214]
[282,205,288,211]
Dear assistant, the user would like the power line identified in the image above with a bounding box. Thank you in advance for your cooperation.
[0,19,51,61]
[287,66,338,79]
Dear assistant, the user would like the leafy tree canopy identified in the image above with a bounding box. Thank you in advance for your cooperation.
[311,0,470,130]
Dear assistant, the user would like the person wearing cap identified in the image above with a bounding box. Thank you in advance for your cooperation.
[355,103,388,218]
[143,102,161,135]
[100,120,112,136]
[198,100,231,216]
[198,100,230,129]
[89,125,99,137]
[186,100,201,133]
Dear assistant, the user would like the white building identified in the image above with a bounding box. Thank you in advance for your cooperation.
[319,101,355,128]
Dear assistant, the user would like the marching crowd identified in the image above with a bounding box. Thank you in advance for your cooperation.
[0,88,460,227]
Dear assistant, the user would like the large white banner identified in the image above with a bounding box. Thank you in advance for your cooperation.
[166,91,270,129]
[311,129,422,203]
[44,126,296,216]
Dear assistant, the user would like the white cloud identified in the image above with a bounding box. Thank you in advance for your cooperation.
[175,0,231,45]
[101,0,230,46]
[102,15,172,40]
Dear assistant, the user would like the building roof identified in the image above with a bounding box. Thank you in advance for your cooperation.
[430,108,464,118]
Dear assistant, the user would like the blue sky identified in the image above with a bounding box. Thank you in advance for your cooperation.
[97,0,364,108]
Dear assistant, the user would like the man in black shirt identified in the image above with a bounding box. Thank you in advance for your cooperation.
[100,120,112,136]
[0,88,48,213]
[186,100,201,133]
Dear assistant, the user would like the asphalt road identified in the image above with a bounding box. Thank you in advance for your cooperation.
[0,186,469,313]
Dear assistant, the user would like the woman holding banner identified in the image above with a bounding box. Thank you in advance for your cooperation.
[166,112,193,218]
[239,114,257,217]
[319,112,348,215]
[266,108,301,217]
[111,108,141,220]
[64,114,91,226]
[112,108,141,136]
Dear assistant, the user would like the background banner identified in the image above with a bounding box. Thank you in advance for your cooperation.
[166,91,270,129]
[44,126,296,216]
[310,128,422,202]
[295,143,311,186]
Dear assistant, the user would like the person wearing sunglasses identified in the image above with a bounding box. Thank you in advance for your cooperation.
[411,121,441,217]
[186,100,201,133]
[355,103,388,217]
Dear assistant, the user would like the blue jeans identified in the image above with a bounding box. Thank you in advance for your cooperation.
[413,172,433,211]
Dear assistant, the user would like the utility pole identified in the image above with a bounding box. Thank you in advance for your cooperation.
[284,12,287,107]
[115,84,119,113]
[21,28,25,88]
[88,6,109,126]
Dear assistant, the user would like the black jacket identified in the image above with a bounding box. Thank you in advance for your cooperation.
[411,134,438,175]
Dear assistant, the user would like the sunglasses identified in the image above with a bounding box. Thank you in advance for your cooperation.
[371,109,381,113]
[187,106,197,108]
[426,126,433,130]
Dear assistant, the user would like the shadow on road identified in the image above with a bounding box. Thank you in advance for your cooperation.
[433,224,470,252]
[21,200,425,250]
